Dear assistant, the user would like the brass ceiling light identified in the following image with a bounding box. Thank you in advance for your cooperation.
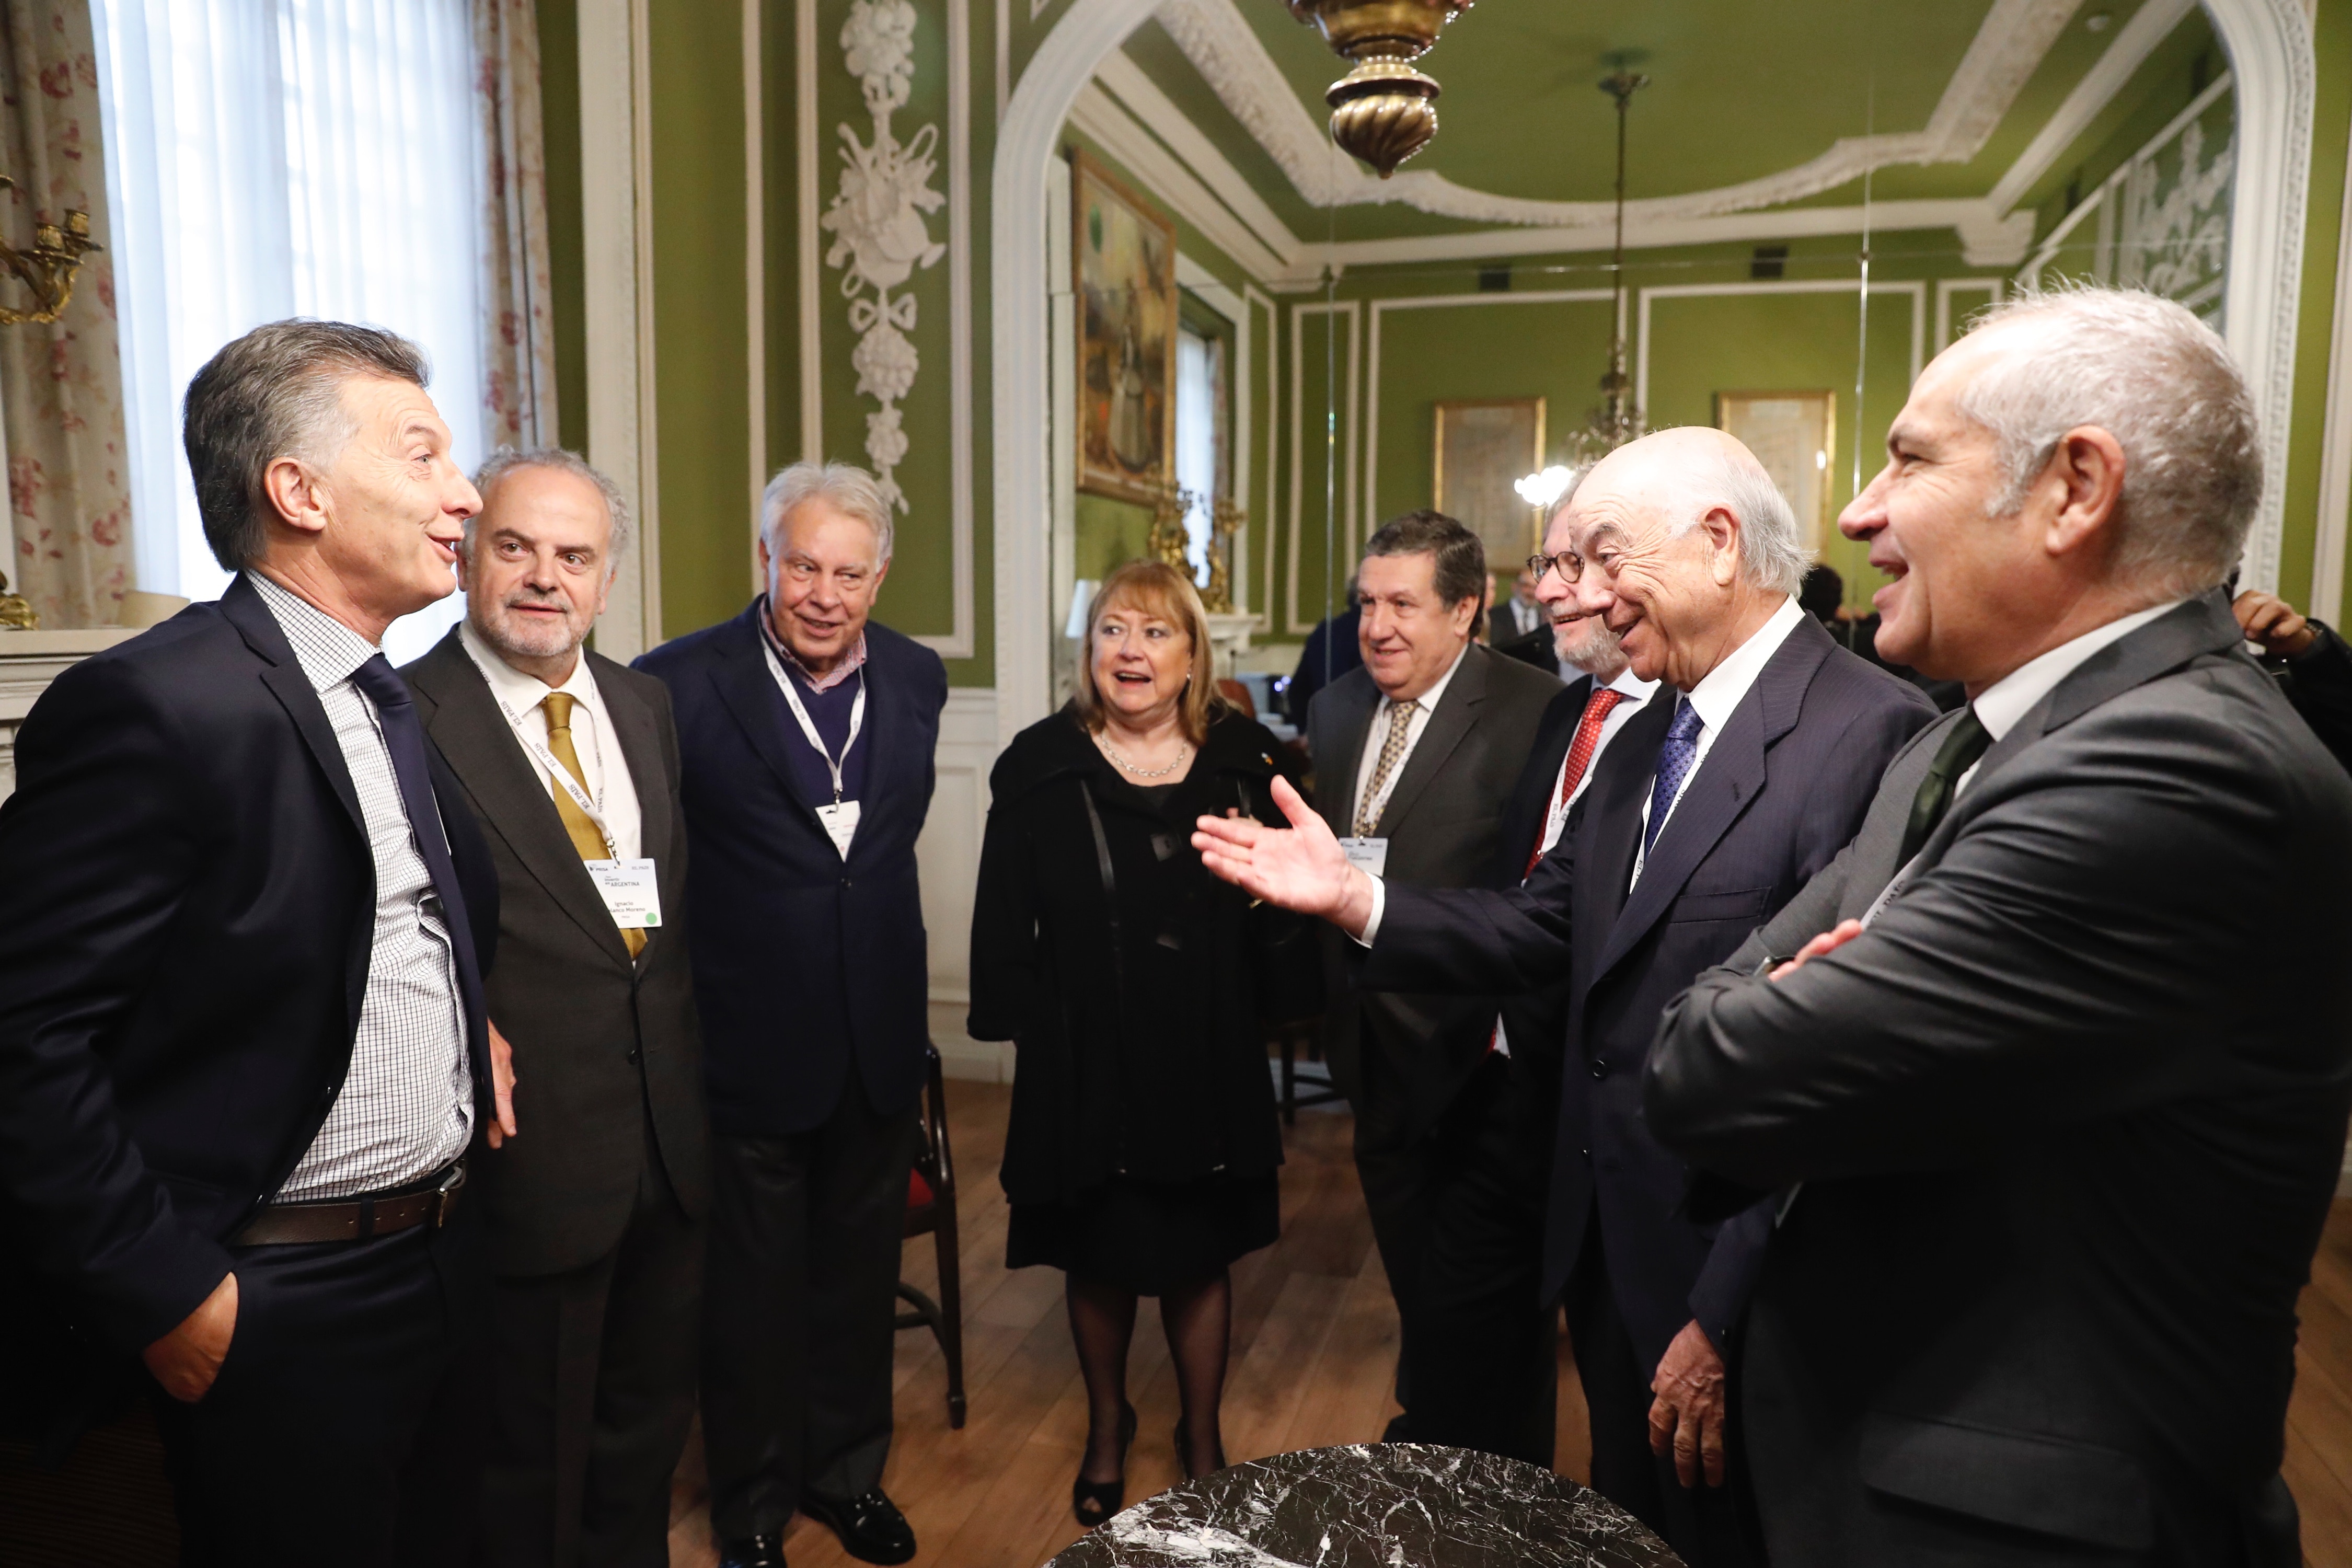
[1288,1,1475,179]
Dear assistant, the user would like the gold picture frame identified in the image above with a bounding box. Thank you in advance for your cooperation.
[1071,148,1178,504]
[1433,397,1547,572]
[1714,390,1836,551]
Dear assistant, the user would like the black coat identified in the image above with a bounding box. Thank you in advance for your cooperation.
[635,604,946,1135]
[968,707,1314,1207]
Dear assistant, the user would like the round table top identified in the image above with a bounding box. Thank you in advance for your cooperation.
[1041,1443,1686,1568]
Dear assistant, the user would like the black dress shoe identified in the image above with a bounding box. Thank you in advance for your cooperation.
[717,1534,788,1568]
[801,1488,917,1566]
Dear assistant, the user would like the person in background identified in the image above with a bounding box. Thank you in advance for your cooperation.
[1283,586,1361,725]
[1797,562,1844,625]
[969,560,1315,1527]
[1305,511,1561,1445]
[1490,563,1549,647]
[636,462,946,1568]
[401,447,708,1568]
[0,321,500,1565]
[2234,587,2352,771]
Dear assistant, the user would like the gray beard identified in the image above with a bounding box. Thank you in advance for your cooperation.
[477,602,585,664]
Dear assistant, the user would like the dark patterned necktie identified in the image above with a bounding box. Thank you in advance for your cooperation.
[1897,706,1993,866]
[1642,697,1706,858]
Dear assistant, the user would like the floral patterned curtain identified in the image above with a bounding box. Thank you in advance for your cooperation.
[475,0,556,449]
[0,1,132,628]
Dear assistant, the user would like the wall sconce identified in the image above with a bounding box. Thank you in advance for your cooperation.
[0,177,100,326]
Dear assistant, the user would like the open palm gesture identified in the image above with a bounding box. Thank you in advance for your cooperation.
[1192,775,1377,937]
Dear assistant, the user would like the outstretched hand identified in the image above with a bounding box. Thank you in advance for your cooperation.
[1193,775,1378,938]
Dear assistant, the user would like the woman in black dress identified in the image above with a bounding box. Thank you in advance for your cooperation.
[968,560,1315,1527]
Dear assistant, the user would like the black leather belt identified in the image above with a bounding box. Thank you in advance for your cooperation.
[229,1161,466,1247]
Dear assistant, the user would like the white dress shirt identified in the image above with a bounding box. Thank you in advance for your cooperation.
[1957,599,2184,797]
[1350,641,1472,834]
[460,620,644,860]
[248,572,472,1201]
[1629,594,1806,891]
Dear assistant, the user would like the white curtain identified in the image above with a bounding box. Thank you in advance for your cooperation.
[95,0,488,663]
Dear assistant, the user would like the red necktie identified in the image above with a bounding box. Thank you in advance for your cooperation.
[1524,686,1625,879]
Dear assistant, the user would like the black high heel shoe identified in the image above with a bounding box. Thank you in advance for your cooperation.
[1071,1402,1137,1528]
[1174,1416,1227,1481]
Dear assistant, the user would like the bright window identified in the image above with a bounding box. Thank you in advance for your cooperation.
[95,0,488,663]
[1173,321,1224,592]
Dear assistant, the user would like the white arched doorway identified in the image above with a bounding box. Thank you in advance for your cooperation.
[989,0,2320,734]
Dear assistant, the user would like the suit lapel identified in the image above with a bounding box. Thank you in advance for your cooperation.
[221,576,367,840]
[711,605,821,821]
[408,632,635,970]
[847,649,889,862]
[1377,646,1488,836]
[1318,675,1379,836]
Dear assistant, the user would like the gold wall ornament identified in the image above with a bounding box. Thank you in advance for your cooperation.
[0,570,39,630]
[1203,498,1246,614]
[1146,480,1196,576]
[0,178,100,327]
[1288,0,1474,179]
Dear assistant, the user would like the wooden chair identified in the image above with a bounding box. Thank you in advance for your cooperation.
[1271,1014,1341,1127]
[896,1043,966,1427]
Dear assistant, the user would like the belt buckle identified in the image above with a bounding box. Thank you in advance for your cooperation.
[433,1160,466,1228]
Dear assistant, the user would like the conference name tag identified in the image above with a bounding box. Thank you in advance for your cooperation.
[584,859,661,929]
[816,799,862,860]
[1339,836,1389,878]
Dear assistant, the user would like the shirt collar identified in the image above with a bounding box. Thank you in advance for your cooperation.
[1682,594,1804,733]
[1971,599,2184,743]
[757,595,868,693]
[459,618,598,716]
[1603,666,1659,701]
[245,569,378,693]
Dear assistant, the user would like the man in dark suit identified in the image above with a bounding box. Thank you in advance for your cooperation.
[1645,289,2352,1566]
[1199,430,1936,1566]
[0,321,501,1565]
[2235,586,2352,770]
[402,447,708,1567]
[1305,510,1560,1443]
[637,461,946,1568]
[1489,563,1561,674]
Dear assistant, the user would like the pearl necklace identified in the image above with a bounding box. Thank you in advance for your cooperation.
[1096,731,1190,780]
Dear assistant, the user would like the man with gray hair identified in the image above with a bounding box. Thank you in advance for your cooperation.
[400,446,709,1565]
[1641,286,2352,1565]
[637,460,945,1568]
[1193,425,1936,1564]
[0,320,501,1563]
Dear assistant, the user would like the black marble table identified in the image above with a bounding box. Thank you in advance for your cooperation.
[1041,1443,1686,1568]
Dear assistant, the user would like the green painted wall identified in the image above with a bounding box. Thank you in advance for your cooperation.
[537,0,586,451]
[2285,0,2352,615]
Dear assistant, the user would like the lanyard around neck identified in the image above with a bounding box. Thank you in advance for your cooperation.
[762,640,867,804]
[463,639,621,858]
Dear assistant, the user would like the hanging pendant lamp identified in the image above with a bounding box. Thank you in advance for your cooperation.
[1288,1,1475,178]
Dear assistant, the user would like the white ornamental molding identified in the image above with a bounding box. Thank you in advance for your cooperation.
[822,0,947,512]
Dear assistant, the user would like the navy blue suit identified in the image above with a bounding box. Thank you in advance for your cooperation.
[1362,614,1935,1562]
[634,599,945,1538]
[635,602,944,1135]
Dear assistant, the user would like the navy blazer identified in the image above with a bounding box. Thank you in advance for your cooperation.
[0,574,497,1373]
[1364,615,1936,1374]
[636,603,946,1136]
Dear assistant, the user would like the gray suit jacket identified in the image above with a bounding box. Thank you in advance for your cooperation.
[404,631,710,1279]
[1647,592,2352,1565]
[1308,644,1559,1147]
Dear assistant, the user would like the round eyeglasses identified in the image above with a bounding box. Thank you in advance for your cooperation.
[1526,549,1586,585]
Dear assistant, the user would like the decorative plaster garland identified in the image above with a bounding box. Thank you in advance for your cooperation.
[822,0,946,513]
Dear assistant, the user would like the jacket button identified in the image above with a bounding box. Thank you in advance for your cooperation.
[1579,1148,1590,1160]
[1590,1060,1607,1079]
[840,876,852,889]
[627,1046,642,1065]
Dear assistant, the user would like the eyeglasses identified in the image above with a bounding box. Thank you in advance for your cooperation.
[1526,549,1586,585]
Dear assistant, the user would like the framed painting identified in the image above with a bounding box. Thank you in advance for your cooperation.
[1715,390,1836,551]
[1433,398,1547,570]
[1072,149,1178,504]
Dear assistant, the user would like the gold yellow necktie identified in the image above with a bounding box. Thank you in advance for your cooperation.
[543,692,645,958]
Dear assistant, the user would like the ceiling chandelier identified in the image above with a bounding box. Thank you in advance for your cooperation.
[1287,1,1475,179]
[1569,66,1651,464]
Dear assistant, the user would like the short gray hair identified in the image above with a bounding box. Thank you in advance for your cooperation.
[760,461,894,564]
[1665,442,1811,595]
[182,319,428,570]
[1957,285,2261,595]
[466,446,633,577]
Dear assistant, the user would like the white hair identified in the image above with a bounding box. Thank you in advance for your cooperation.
[1664,442,1811,595]
[1956,284,2260,596]
[465,446,632,579]
[759,460,895,565]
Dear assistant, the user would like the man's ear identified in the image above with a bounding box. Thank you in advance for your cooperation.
[260,455,329,540]
[1702,505,1743,586]
[2044,425,2127,561]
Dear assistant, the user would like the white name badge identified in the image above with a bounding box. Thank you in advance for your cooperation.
[584,859,662,929]
[816,799,862,860]
[1339,836,1389,878]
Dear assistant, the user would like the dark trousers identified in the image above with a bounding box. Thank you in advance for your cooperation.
[1409,1050,1559,1466]
[149,1207,486,1568]
[478,1129,704,1568]
[1564,1220,1759,1567]
[700,1085,917,1541]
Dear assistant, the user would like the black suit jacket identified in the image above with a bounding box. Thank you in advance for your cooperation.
[0,576,497,1367]
[1364,615,1936,1372]
[1647,593,2352,1564]
[403,631,709,1278]
[1308,645,1561,1148]
[635,604,946,1136]
[1482,675,1600,1092]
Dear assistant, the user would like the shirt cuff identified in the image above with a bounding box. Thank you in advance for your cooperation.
[1351,871,1386,947]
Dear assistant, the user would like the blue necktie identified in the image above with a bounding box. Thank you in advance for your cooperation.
[1643,697,1706,858]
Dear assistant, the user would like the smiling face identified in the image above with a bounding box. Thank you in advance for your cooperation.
[459,465,614,677]
[1357,550,1479,702]
[1089,595,1193,727]
[306,374,480,626]
[758,498,890,672]
[1534,503,1626,676]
